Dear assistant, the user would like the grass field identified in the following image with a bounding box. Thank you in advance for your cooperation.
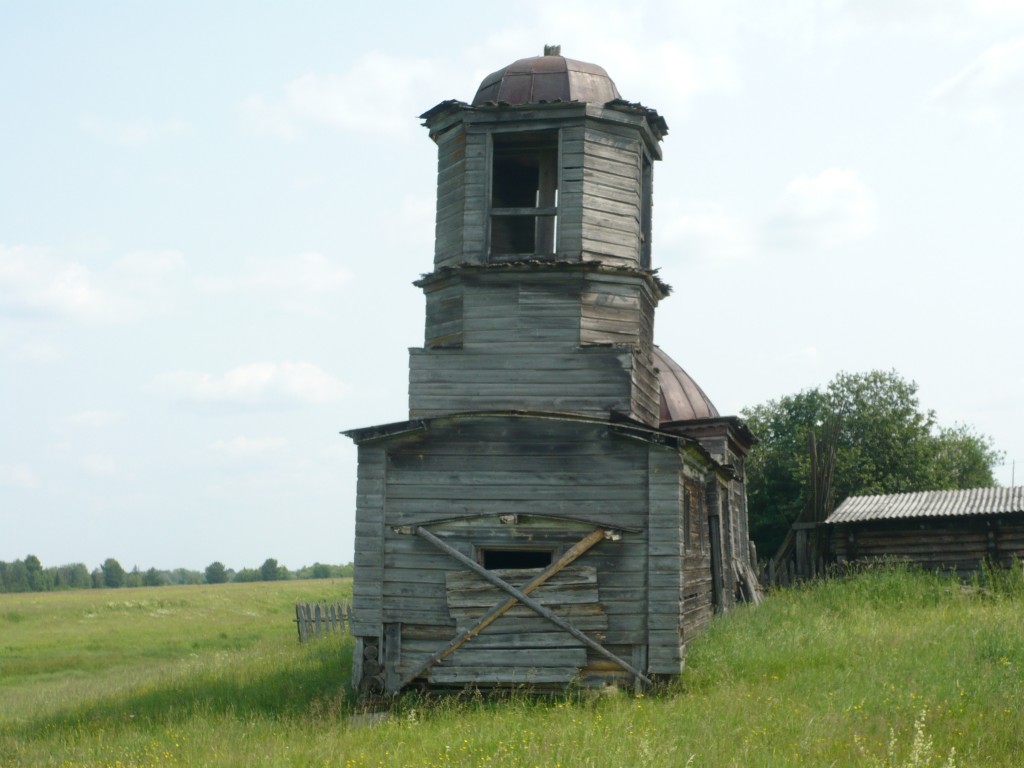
[1,567,1022,767]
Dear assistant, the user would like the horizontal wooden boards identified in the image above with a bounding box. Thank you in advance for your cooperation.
[428,665,580,685]
[446,565,598,610]
[409,345,634,419]
[832,522,1024,573]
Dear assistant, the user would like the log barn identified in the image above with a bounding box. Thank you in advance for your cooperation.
[345,48,758,695]
[827,486,1024,578]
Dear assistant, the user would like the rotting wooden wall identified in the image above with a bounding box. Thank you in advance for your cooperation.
[830,515,1024,579]
[349,415,723,692]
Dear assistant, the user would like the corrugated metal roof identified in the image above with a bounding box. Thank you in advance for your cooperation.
[826,486,1024,524]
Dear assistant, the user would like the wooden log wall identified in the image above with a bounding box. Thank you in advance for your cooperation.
[831,517,1024,578]
[348,415,722,689]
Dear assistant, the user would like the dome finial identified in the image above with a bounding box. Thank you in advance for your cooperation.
[543,44,561,56]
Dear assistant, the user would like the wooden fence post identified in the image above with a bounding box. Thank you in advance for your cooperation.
[294,601,351,642]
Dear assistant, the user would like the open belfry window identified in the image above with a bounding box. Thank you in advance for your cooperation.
[489,130,558,258]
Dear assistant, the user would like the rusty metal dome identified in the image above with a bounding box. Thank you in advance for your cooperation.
[654,346,720,423]
[472,47,622,106]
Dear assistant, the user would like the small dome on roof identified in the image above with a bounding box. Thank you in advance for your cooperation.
[654,346,719,423]
[473,47,621,106]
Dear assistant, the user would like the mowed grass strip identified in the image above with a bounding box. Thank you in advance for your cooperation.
[2,567,1023,767]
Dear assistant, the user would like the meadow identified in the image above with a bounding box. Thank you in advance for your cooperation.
[1,567,1022,767]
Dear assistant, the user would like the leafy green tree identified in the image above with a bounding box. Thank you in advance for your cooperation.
[0,560,30,593]
[124,566,143,588]
[233,567,260,583]
[170,568,203,585]
[743,370,1002,557]
[204,561,228,584]
[259,558,279,581]
[142,567,165,587]
[311,563,331,579]
[101,558,125,588]
[52,563,91,589]
[24,554,49,591]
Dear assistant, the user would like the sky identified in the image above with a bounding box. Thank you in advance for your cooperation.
[2,1,1022,573]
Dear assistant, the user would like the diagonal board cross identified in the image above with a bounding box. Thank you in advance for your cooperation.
[398,527,605,689]
[396,525,651,692]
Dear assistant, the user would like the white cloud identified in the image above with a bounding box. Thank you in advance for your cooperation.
[659,168,877,265]
[763,167,878,249]
[208,435,289,458]
[8,338,61,364]
[930,36,1024,126]
[79,116,192,146]
[242,52,442,140]
[660,204,756,262]
[197,252,350,315]
[82,454,118,477]
[151,361,348,406]
[69,410,121,428]
[0,244,118,322]
[0,463,38,489]
[0,244,186,323]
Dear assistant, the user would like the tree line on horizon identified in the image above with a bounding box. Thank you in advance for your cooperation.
[0,555,354,594]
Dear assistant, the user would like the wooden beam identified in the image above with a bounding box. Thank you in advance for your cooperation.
[398,527,607,688]
[404,525,652,690]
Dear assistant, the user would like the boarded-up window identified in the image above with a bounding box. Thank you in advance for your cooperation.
[490,131,558,258]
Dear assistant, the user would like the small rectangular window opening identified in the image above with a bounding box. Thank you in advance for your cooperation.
[490,130,558,258]
[479,548,554,570]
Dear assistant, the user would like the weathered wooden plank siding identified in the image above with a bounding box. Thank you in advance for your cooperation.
[365,418,654,685]
[580,124,642,267]
[433,126,467,268]
[461,132,489,259]
[646,447,685,674]
[351,446,386,638]
[681,475,714,641]
[630,346,660,428]
[831,517,1024,576]
[423,284,464,348]
[408,346,635,418]
[558,125,586,258]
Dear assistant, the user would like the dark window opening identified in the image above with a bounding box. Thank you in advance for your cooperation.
[480,548,554,570]
[490,131,558,258]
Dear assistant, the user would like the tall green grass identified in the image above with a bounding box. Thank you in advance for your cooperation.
[2,567,1022,767]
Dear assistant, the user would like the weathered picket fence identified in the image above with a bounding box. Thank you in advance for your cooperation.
[294,601,350,641]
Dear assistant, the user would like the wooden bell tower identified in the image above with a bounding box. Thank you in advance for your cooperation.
[411,48,669,426]
[345,50,759,695]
